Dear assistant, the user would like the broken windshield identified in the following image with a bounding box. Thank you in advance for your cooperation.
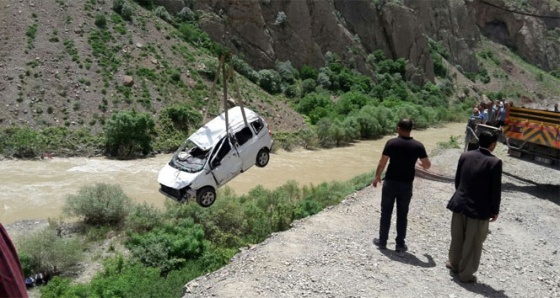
[170,139,209,173]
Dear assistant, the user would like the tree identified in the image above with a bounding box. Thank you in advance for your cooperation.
[104,111,155,159]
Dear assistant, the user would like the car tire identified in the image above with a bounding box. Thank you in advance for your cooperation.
[255,148,270,167]
[196,187,216,207]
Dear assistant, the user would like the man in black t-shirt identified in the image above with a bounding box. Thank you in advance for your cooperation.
[372,119,431,252]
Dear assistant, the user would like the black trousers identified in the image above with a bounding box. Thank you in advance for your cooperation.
[378,180,413,247]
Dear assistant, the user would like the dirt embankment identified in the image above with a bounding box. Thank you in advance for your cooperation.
[183,143,560,298]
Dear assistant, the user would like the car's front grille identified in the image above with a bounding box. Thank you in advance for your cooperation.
[159,184,182,201]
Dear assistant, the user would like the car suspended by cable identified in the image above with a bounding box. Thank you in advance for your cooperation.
[157,106,274,207]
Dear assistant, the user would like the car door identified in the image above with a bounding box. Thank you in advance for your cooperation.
[233,126,257,171]
[209,135,243,186]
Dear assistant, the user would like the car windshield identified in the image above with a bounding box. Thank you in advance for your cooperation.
[170,139,209,173]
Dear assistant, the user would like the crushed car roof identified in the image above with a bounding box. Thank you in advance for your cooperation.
[189,106,260,151]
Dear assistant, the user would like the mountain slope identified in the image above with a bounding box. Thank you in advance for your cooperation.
[0,0,305,134]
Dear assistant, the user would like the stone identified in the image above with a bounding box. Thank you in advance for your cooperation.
[123,75,134,86]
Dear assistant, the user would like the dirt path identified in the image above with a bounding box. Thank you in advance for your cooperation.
[183,144,560,298]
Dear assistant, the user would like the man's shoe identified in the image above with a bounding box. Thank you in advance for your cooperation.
[373,238,387,250]
[445,260,458,274]
[395,244,408,252]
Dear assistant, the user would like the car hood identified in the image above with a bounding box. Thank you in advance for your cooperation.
[157,163,200,189]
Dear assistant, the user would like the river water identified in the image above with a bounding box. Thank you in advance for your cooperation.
[0,122,466,225]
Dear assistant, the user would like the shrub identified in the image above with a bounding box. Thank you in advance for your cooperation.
[275,60,297,83]
[316,72,331,90]
[232,56,260,83]
[114,0,134,21]
[63,183,131,226]
[299,65,318,80]
[103,110,155,158]
[94,14,107,28]
[283,84,298,98]
[16,227,83,274]
[258,69,282,94]
[160,104,202,132]
[153,6,173,23]
[125,202,165,233]
[301,78,317,96]
[274,11,287,26]
[177,7,196,23]
[126,219,205,273]
[0,126,45,158]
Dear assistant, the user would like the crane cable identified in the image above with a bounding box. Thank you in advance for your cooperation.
[477,0,560,19]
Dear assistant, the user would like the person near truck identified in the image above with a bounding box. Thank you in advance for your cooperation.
[496,101,507,128]
[445,131,502,284]
[371,118,431,252]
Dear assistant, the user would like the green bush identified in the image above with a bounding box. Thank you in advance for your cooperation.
[160,104,202,132]
[126,218,205,273]
[232,56,260,83]
[177,7,196,23]
[299,65,318,80]
[283,84,299,98]
[153,6,173,23]
[113,0,134,20]
[293,198,323,219]
[258,69,282,94]
[0,126,46,158]
[16,227,83,274]
[301,78,318,96]
[94,14,107,28]
[275,60,297,83]
[317,70,332,90]
[63,183,131,226]
[103,110,155,158]
[125,202,164,233]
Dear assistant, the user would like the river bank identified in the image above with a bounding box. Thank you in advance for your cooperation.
[182,142,560,297]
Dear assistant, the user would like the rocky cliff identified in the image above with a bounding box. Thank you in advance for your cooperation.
[157,0,559,83]
[467,0,560,71]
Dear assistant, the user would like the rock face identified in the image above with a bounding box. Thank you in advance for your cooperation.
[467,0,560,71]
[160,0,559,83]
[193,0,437,83]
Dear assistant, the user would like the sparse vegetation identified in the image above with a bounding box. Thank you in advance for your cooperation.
[26,24,38,49]
[36,172,373,297]
[17,227,84,275]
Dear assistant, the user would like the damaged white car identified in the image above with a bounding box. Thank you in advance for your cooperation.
[157,106,273,207]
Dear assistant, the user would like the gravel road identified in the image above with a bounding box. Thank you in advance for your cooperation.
[183,143,560,298]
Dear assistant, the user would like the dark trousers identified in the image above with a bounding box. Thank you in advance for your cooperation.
[378,180,413,246]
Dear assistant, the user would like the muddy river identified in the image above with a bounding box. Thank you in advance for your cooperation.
[1,122,466,225]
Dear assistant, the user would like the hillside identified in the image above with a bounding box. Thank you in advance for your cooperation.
[0,0,559,155]
[0,0,306,134]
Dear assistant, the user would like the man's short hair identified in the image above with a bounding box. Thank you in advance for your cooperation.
[478,131,498,148]
[398,119,413,131]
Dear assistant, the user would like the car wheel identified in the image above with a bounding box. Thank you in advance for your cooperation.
[255,148,270,167]
[196,187,216,207]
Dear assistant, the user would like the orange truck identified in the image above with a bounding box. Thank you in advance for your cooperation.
[503,106,560,166]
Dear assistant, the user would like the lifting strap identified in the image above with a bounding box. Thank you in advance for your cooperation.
[203,53,249,131]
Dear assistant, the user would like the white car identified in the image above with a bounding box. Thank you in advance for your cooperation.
[157,106,274,207]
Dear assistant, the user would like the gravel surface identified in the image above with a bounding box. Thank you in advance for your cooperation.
[183,143,560,298]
